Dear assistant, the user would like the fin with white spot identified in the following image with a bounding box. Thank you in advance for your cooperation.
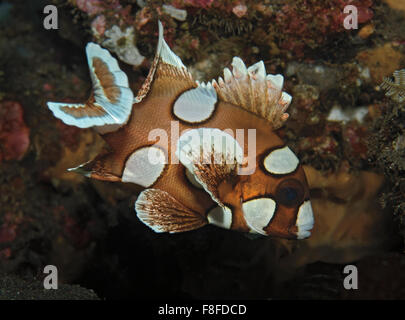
[47,43,134,132]
[242,198,276,235]
[135,189,207,233]
[212,58,292,129]
[175,128,243,206]
[121,146,167,188]
[295,200,314,239]
[207,205,233,229]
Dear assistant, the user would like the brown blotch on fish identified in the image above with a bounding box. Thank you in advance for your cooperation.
[92,57,121,104]
[60,96,107,118]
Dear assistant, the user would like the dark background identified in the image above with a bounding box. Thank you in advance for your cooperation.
[0,0,405,300]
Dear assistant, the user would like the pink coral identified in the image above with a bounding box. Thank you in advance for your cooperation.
[91,15,106,37]
[232,3,248,18]
[76,0,104,16]
[0,101,30,162]
[182,0,214,8]
[275,0,374,57]
[343,122,368,160]
[344,0,374,24]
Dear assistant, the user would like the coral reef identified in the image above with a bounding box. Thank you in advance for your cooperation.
[102,25,145,66]
[68,0,145,66]
[369,73,405,243]
[274,0,373,57]
[356,43,402,85]
[282,61,374,171]
[0,101,30,162]
[1,0,405,300]
[383,0,405,14]
[380,69,405,102]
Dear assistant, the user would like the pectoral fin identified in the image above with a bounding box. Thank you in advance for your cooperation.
[175,128,243,207]
[135,189,207,233]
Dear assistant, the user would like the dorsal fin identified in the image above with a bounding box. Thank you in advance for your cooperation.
[134,21,196,103]
[212,57,292,129]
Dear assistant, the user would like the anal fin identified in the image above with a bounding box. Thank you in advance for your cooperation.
[135,189,207,233]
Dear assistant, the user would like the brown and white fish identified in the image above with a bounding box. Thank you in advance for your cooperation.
[47,22,314,239]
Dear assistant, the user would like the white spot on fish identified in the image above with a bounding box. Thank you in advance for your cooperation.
[122,146,166,187]
[263,146,299,175]
[242,198,276,235]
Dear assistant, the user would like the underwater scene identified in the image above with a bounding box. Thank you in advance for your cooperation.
[0,0,405,302]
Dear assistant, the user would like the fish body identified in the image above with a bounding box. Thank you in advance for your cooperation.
[47,22,314,239]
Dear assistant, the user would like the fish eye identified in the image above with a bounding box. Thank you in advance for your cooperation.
[275,178,305,208]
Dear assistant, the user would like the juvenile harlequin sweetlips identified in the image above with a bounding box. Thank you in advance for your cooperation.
[47,22,314,239]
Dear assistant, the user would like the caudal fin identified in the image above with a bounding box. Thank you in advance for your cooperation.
[47,42,133,132]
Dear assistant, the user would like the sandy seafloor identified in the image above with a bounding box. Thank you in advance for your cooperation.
[1,0,405,300]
